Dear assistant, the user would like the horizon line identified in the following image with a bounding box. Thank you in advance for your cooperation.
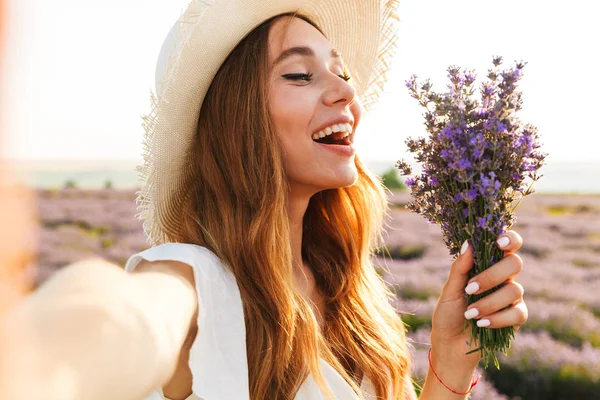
[2,158,599,170]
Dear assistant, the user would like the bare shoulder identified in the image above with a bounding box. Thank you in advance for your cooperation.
[132,258,196,292]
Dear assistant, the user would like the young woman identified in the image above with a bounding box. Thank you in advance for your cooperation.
[0,1,528,399]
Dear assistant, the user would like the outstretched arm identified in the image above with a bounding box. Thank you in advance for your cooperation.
[0,257,197,400]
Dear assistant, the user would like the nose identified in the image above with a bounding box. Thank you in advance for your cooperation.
[322,72,356,108]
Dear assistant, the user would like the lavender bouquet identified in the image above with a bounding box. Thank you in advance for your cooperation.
[396,56,547,369]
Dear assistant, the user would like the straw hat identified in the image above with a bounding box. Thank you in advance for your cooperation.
[136,0,401,245]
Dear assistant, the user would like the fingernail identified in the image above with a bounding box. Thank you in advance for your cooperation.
[497,236,510,249]
[465,281,479,295]
[464,308,479,319]
[460,240,469,255]
[477,319,491,327]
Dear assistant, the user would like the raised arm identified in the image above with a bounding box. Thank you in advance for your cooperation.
[418,231,528,399]
[0,256,197,400]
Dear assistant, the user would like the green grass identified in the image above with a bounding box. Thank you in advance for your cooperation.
[589,232,600,241]
[523,321,600,348]
[373,266,387,278]
[100,238,114,249]
[519,244,549,259]
[391,285,437,301]
[401,314,433,331]
[375,244,427,261]
[88,226,110,238]
[572,258,599,268]
[546,204,595,216]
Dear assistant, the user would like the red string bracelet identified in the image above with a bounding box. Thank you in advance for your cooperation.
[428,348,481,395]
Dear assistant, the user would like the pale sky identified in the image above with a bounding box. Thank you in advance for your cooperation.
[1,0,598,164]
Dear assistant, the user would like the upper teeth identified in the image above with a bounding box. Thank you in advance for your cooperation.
[312,123,353,140]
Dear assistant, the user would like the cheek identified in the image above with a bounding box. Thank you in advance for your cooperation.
[269,86,315,152]
[270,85,316,130]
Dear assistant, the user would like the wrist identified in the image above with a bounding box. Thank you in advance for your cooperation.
[430,330,481,371]
[429,347,478,391]
[420,348,480,400]
[430,344,478,375]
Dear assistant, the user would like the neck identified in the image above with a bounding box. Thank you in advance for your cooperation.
[287,187,312,292]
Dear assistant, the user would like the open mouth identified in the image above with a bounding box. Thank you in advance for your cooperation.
[313,131,352,146]
[311,123,353,146]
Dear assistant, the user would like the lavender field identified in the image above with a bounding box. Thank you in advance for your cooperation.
[33,188,600,399]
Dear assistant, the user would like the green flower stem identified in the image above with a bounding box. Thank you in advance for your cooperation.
[464,237,515,369]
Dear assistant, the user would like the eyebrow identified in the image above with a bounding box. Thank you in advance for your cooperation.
[273,46,341,66]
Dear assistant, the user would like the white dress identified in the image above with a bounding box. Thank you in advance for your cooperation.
[125,243,379,400]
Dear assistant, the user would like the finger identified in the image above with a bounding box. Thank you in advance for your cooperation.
[496,230,523,254]
[439,240,474,302]
[464,281,524,320]
[465,253,523,295]
[471,301,528,329]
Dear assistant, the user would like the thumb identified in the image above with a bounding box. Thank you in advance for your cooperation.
[439,240,474,302]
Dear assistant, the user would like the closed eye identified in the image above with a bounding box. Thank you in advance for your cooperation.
[282,72,313,82]
[281,72,351,83]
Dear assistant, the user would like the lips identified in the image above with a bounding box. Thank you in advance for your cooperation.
[314,140,356,156]
[313,131,352,146]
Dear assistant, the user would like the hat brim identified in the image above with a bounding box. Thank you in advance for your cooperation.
[136,0,401,245]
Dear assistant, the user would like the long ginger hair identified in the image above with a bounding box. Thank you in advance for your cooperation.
[173,13,411,400]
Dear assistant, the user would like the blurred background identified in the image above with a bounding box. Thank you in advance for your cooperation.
[1,0,599,399]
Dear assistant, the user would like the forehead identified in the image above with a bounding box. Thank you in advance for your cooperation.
[267,16,336,62]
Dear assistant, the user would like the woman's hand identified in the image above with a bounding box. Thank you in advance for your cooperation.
[430,230,529,371]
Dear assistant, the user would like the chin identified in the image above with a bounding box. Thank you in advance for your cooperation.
[323,166,359,189]
[289,160,359,195]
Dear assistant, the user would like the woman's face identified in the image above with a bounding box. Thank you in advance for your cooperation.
[267,16,362,197]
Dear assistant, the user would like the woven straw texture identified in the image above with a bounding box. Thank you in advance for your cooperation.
[136,0,401,245]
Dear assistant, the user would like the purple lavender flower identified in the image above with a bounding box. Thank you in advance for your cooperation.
[405,74,418,89]
[441,127,454,139]
[464,71,477,86]
[397,56,547,368]
[481,173,491,187]
[477,214,492,229]
[456,159,472,170]
[466,189,478,201]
